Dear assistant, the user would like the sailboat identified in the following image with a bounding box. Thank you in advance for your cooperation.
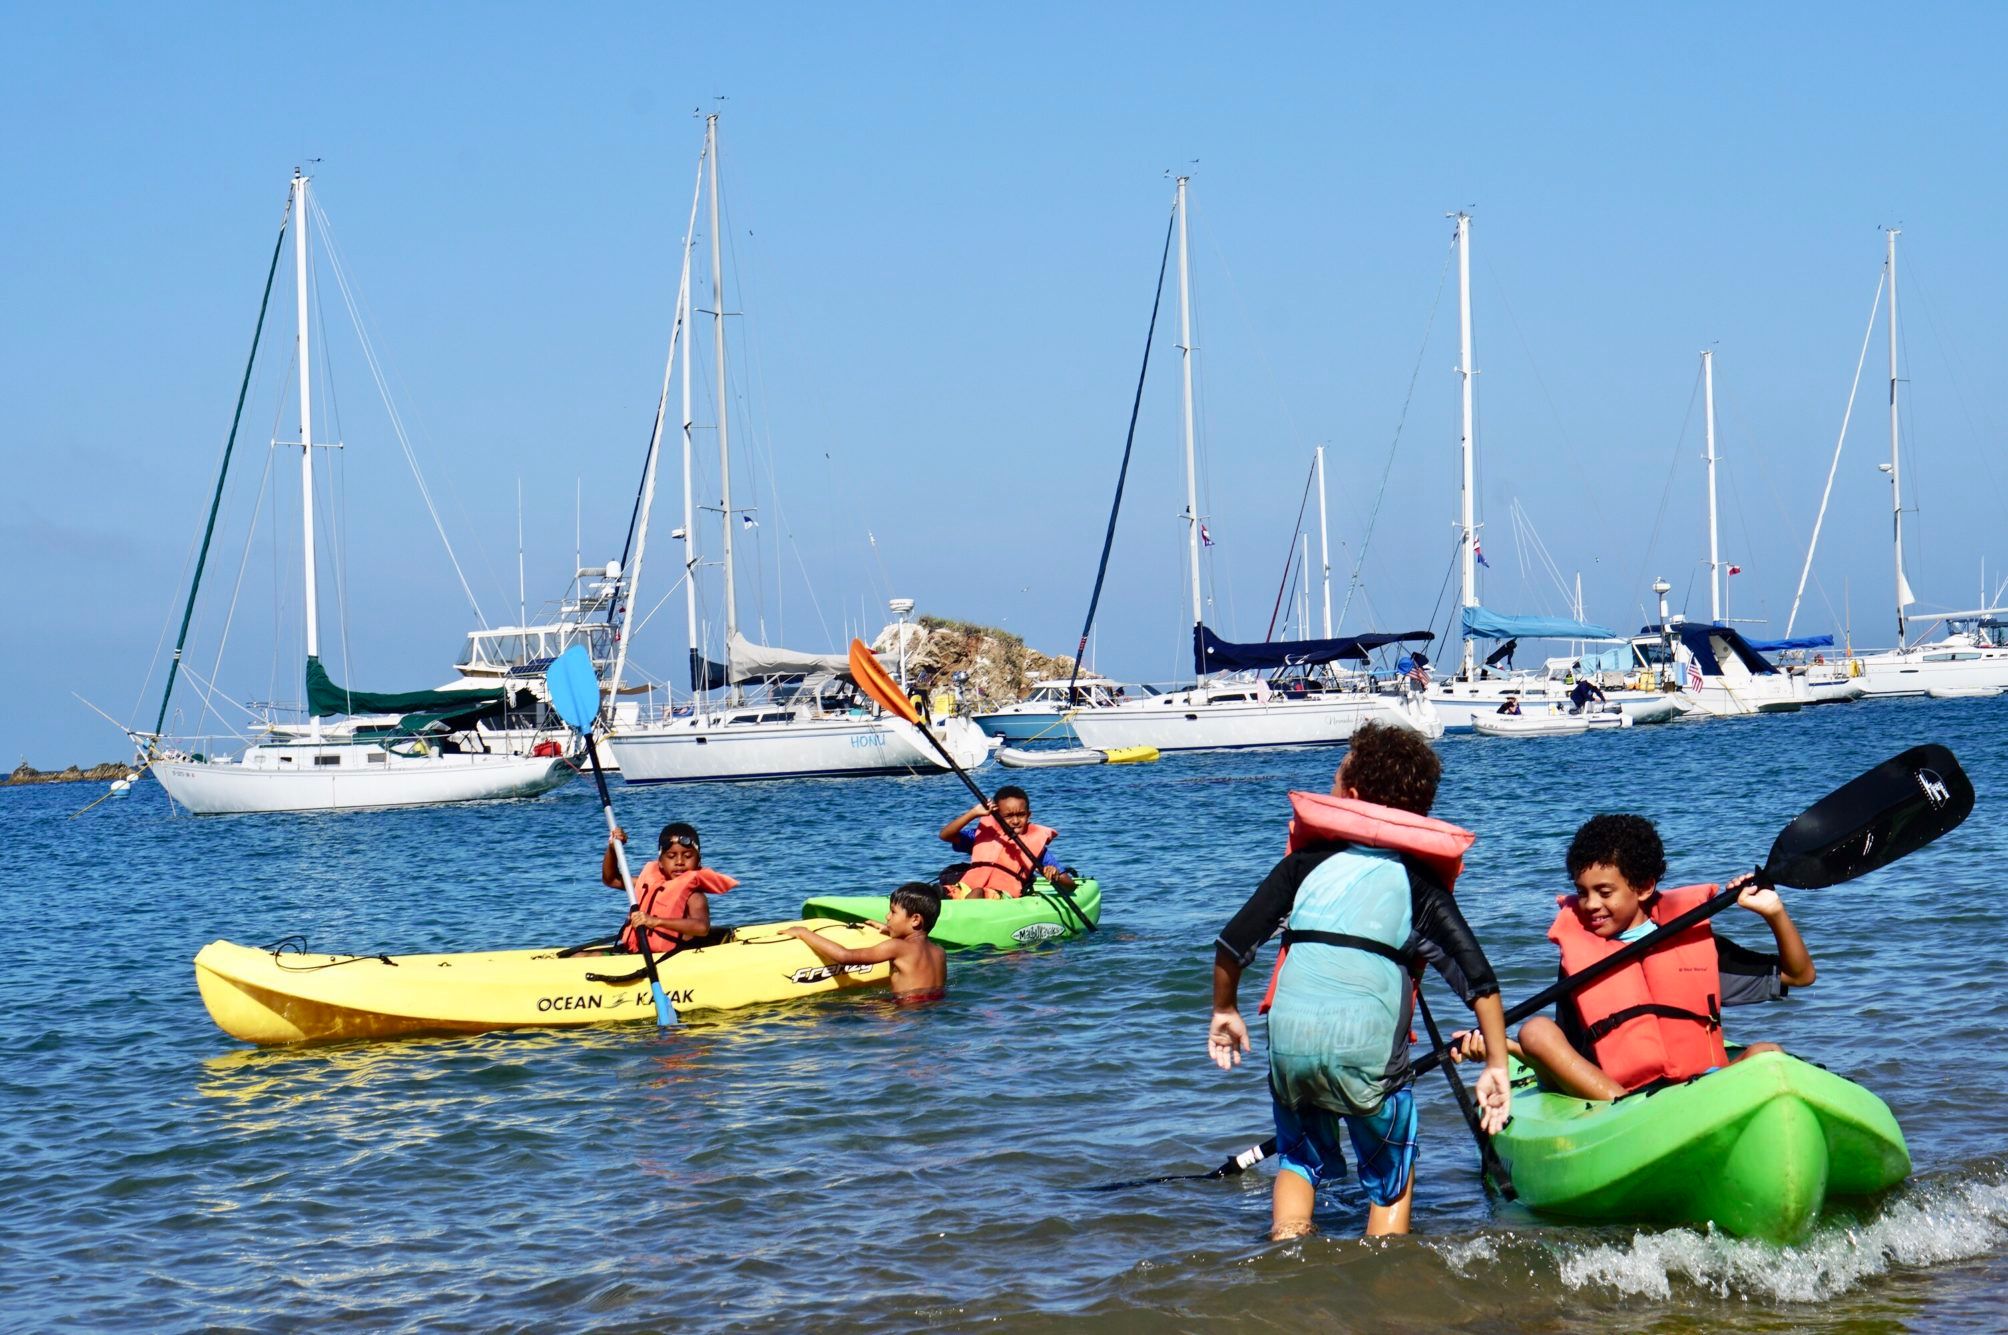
[1413,213,1682,731]
[1841,231,2008,696]
[146,171,575,814]
[1065,177,1442,755]
[603,116,990,784]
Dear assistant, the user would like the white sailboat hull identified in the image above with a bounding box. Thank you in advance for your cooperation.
[609,714,989,784]
[1853,646,2008,697]
[1068,691,1442,753]
[1427,683,1683,732]
[153,748,574,815]
[1674,673,1809,716]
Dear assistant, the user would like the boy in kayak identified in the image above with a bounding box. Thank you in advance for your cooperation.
[937,785,1075,899]
[1455,813,1814,1100]
[1208,722,1512,1239]
[786,883,948,1002]
[605,822,737,956]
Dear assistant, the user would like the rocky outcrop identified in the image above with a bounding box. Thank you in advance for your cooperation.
[871,617,1096,710]
[6,761,140,786]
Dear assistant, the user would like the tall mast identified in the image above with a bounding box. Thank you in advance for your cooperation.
[1315,443,1332,637]
[609,142,705,707]
[680,179,700,698]
[1298,534,1311,640]
[1454,212,1477,680]
[1887,228,1910,644]
[293,170,321,741]
[1703,349,1722,623]
[1176,177,1203,632]
[707,113,739,692]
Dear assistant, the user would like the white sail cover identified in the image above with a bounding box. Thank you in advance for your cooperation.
[727,631,866,683]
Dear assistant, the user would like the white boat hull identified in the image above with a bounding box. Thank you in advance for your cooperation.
[153,749,574,815]
[1854,646,2008,698]
[1069,691,1441,753]
[608,714,989,784]
[1927,685,2004,700]
[1427,683,1683,732]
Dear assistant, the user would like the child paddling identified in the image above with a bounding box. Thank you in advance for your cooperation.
[1208,722,1512,1239]
[937,785,1074,899]
[605,822,737,956]
[1455,812,1814,1100]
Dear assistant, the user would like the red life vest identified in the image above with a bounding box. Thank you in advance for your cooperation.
[621,864,737,955]
[1548,883,1728,1091]
[960,816,1057,896]
[1259,793,1475,1013]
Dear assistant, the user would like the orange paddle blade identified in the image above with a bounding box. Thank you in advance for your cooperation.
[848,638,918,723]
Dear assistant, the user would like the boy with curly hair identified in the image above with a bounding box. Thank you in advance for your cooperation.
[1208,722,1511,1239]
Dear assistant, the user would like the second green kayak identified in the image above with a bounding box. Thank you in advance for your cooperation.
[801,879,1101,950]
[1493,1049,1910,1240]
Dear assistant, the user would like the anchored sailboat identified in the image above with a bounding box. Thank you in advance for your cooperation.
[145,171,574,814]
[1416,213,1681,731]
[603,116,988,784]
[1066,177,1441,754]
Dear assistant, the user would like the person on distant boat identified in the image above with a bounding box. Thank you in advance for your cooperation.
[1207,722,1512,1239]
[787,882,948,1003]
[1496,698,1522,716]
[606,822,737,956]
[1568,674,1607,714]
[937,785,1074,898]
[1453,813,1814,1101]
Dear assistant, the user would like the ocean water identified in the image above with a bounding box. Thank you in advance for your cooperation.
[3,699,2005,1333]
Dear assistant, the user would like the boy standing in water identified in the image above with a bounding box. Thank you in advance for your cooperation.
[1209,723,1512,1239]
[787,883,948,1003]
[1455,813,1814,1099]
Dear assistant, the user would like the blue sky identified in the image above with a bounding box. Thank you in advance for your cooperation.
[5,4,2004,762]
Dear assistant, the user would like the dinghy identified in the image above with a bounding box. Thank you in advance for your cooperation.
[803,879,1101,950]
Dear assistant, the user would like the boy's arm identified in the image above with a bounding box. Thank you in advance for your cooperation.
[1209,948,1249,1070]
[1732,875,1814,987]
[602,828,628,890]
[1466,991,1513,1135]
[1208,850,1323,1071]
[784,925,904,966]
[938,803,987,845]
[637,891,710,940]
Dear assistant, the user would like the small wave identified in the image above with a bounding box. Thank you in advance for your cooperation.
[1431,1164,2008,1304]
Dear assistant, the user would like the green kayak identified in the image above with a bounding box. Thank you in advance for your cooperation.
[1493,1049,1910,1240]
[800,879,1101,950]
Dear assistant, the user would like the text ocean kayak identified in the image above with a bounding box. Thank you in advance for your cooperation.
[1492,1050,1910,1240]
[194,919,892,1046]
[801,879,1101,949]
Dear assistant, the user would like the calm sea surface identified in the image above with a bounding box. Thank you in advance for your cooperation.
[4,699,2006,1333]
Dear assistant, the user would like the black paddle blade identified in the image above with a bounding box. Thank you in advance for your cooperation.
[1763,744,1973,889]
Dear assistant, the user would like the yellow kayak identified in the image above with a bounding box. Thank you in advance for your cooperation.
[194,919,892,1046]
[1101,745,1160,764]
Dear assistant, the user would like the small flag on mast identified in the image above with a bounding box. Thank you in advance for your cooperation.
[1474,538,1490,569]
[1200,523,1214,548]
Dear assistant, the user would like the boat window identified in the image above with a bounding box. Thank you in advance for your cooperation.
[762,711,794,723]
[1211,693,1250,704]
[367,752,386,764]
[314,754,342,766]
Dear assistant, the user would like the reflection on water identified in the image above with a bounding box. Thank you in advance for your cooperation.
[2,699,2006,1330]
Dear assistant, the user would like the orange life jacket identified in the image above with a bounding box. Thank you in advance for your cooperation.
[960,816,1056,896]
[1548,883,1727,1091]
[622,864,738,955]
[1259,793,1475,1013]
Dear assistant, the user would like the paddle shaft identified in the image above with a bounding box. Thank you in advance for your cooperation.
[1412,982,1514,1198]
[579,726,677,1025]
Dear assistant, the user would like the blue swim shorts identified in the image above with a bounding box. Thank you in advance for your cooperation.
[1271,1087,1418,1207]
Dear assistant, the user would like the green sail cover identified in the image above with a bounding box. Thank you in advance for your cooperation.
[305,655,504,718]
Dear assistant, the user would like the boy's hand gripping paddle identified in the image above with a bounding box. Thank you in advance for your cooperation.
[847,639,1096,933]
[1095,743,1974,1191]
[547,645,676,1027]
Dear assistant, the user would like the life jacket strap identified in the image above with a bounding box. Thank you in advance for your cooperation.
[1279,928,1417,971]
[1581,995,1721,1045]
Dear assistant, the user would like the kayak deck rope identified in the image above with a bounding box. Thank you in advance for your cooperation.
[263,935,396,969]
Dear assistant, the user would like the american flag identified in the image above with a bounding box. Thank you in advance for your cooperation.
[1686,657,1704,693]
[1200,523,1215,548]
[1407,659,1432,687]
[1473,538,1490,569]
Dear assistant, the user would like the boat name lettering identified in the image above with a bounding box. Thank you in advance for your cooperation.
[537,993,605,1013]
[849,733,887,749]
[1013,923,1067,944]
[788,963,876,985]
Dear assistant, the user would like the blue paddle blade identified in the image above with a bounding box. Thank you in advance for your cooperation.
[650,981,677,1027]
[545,645,602,733]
